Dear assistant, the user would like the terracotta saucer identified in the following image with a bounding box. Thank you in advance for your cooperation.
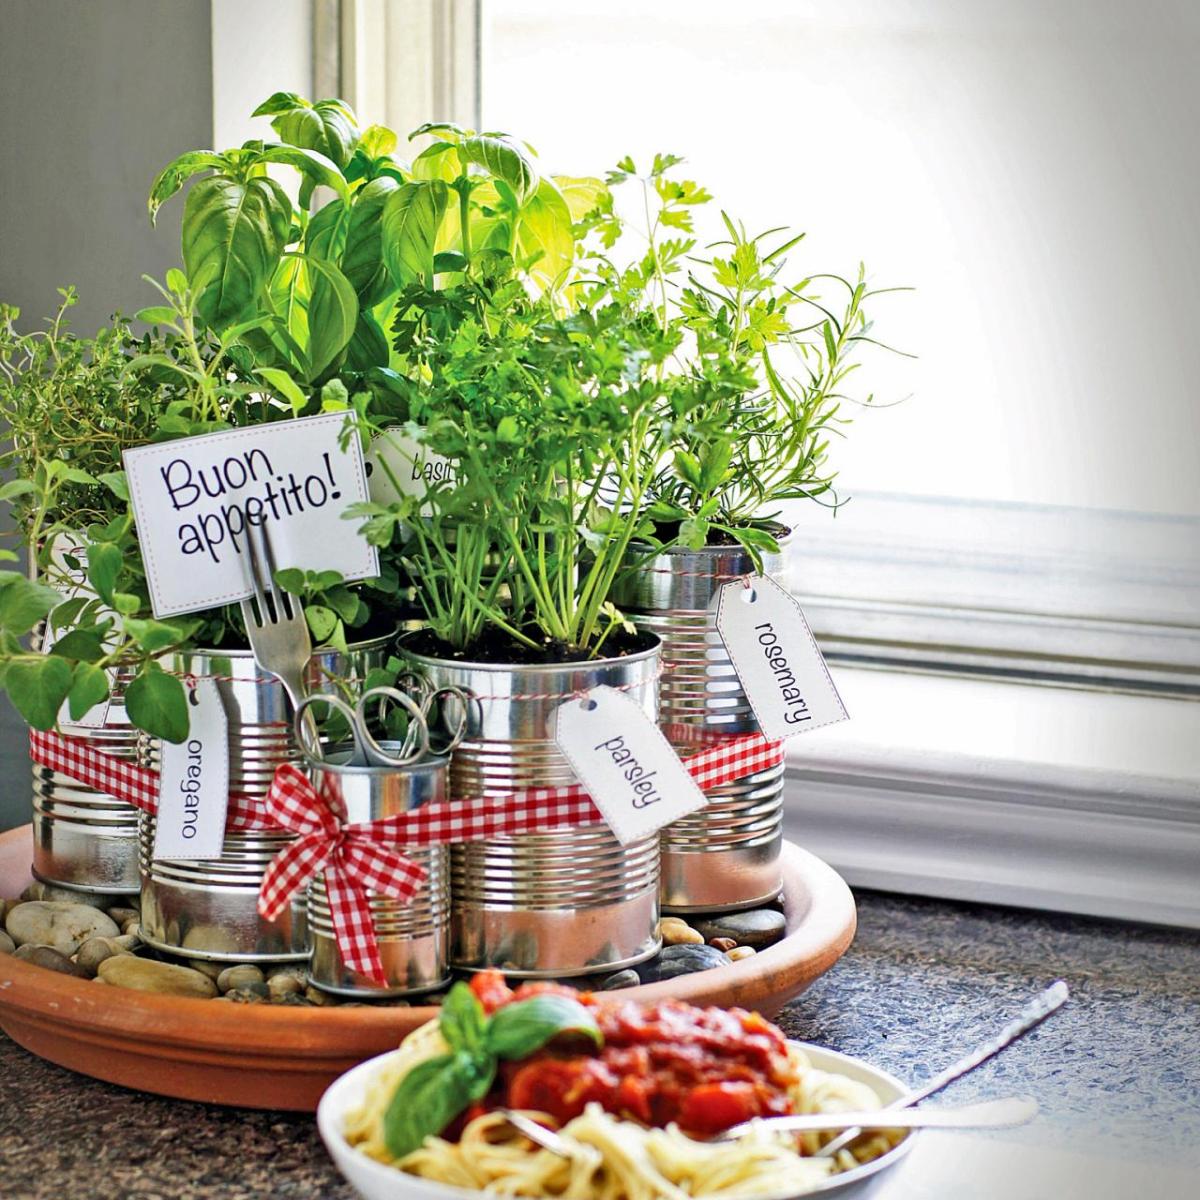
[0,825,856,1110]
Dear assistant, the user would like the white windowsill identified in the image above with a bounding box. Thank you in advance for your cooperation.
[783,666,1200,928]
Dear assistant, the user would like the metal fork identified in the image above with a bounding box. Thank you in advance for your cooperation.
[239,521,316,753]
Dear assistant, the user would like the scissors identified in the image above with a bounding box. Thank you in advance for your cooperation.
[293,681,470,769]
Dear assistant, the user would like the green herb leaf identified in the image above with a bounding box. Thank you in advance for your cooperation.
[67,662,110,721]
[304,604,339,643]
[147,150,228,222]
[182,175,292,328]
[303,257,358,381]
[457,135,538,205]
[47,628,106,663]
[381,1053,479,1160]
[343,176,403,305]
[257,367,309,415]
[0,576,60,636]
[440,981,488,1054]
[125,667,189,743]
[485,994,603,1061]
[381,181,449,287]
[4,655,73,729]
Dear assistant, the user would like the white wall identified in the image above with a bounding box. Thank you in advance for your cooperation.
[0,0,314,830]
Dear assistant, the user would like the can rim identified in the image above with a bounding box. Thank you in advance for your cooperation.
[313,743,450,778]
[396,630,663,677]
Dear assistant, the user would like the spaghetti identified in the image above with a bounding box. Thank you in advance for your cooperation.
[345,984,901,1199]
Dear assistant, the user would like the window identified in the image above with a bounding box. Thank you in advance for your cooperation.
[339,0,1200,924]
[479,0,1200,694]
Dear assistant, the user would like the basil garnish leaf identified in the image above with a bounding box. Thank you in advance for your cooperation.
[381,1052,477,1159]
[485,995,603,1061]
[381,990,603,1155]
[439,981,487,1054]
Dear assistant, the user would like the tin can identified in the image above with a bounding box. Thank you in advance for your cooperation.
[400,634,663,977]
[138,636,393,963]
[613,532,791,912]
[307,747,450,997]
[31,669,140,894]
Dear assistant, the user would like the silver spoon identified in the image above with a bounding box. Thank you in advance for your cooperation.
[498,1096,1037,1158]
[818,979,1069,1158]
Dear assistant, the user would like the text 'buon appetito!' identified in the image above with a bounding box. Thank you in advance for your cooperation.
[123,412,378,618]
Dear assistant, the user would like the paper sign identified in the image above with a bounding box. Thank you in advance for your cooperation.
[365,426,455,514]
[153,678,230,860]
[715,574,848,741]
[123,412,378,617]
[554,685,707,845]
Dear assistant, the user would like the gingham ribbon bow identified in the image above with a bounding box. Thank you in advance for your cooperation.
[257,764,428,984]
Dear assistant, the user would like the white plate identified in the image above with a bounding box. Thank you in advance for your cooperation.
[318,1041,918,1200]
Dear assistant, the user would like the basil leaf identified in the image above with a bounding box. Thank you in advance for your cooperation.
[485,995,603,1061]
[457,135,538,205]
[381,180,449,289]
[515,178,574,293]
[440,981,488,1054]
[302,257,358,381]
[182,175,291,328]
[342,176,402,306]
[381,1051,482,1159]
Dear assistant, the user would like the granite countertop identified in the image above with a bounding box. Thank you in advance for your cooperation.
[2,890,1198,1200]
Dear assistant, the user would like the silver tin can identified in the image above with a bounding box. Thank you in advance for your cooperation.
[138,635,393,963]
[400,634,663,978]
[307,748,450,997]
[31,669,140,894]
[612,532,791,913]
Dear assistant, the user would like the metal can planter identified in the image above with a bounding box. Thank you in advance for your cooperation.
[612,533,791,913]
[400,634,663,978]
[31,669,140,894]
[138,636,393,963]
[307,748,450,997]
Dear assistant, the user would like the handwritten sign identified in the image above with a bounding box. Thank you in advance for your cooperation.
[153,678,229,860]
[365,426,455,514]
[554,686,707,844]
[715,574,848,740]
[123,413,378,617]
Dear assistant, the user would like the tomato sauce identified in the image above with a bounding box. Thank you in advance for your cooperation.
[469,971,798,1136]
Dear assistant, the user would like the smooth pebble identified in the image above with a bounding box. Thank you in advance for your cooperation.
[98,955,218,998]
[217,964,265,994]
[5,901,120,954]
[727,945,757,961]
[659,917,704,946]
[13,943,92,978]
[636,943,730,983]
[599,969,640,991]
[709,937,737,953]
[694,908,786,949]
[0,929,14,954]
[75,936,123,974]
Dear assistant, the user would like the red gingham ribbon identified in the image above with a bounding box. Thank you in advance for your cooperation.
[28,728,273,832]
[256,730,784,983]
[30,724,785,983]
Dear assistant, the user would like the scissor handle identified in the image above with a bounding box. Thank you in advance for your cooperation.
[291,692,360,765]
[421,685,471,756]
[354,686,430,767]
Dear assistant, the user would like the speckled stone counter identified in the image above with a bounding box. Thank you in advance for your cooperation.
[2,890,1198,1200]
